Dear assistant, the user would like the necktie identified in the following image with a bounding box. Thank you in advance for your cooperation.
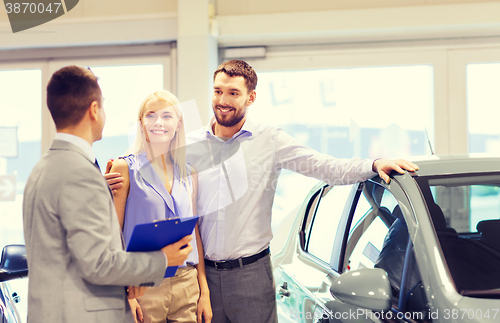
[94,158,113,199]
[94,159,101,172]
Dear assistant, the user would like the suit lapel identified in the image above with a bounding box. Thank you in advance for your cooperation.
[50,139,92,160]
[50,140,114,199]
[137,154,177,217]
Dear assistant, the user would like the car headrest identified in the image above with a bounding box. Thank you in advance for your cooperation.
[427,202,447,231]
[477,219,500,232]
[392,205,405,221]
[378,206,396,225]
[477,219,500,252]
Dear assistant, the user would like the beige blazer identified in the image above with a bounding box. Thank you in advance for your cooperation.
[23,140,166,323]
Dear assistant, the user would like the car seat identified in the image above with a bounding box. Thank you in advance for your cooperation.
[477,219,500,252]
[431,203,500,293]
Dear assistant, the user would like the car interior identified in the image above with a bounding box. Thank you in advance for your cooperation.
[415,177,500,297]
[298,176,500,323]
[336,181,429,319]
[372,177,500,321]
[339,181,426,314]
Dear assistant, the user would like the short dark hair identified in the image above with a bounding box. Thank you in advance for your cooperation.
[47,65,102,129]
[213,60,258,92]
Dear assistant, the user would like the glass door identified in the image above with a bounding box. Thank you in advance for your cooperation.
[47,56,172,168]
[0,63,44,323]
[242,47,442,252]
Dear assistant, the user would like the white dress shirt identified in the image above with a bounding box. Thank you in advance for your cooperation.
[186,118,376,261]
[54,133,95,162]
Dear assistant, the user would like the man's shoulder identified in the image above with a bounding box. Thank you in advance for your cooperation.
[186,126,208,144]
[51,148,94,167]
[241,121,284,142]
[247,121,279,135]
[25,149,101,202]
[185,122,281,143]
[37,149,101,183]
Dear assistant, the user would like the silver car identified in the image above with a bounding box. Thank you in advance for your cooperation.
[274,155,500,323]
[0,245,28,323]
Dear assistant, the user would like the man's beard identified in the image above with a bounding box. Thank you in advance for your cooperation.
[214,104,246,127]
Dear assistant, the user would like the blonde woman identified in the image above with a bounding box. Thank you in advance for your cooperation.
[109,90,212,323]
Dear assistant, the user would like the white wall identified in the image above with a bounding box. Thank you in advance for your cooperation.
[2,0,500,49]
[0,1,177,49]
[216,0,499,15]
[215,1,500,46]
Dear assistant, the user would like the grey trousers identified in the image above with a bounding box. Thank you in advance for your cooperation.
[206,254,278,323]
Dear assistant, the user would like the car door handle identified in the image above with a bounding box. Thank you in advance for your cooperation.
[279,281,291,297]
[12,292,20,303]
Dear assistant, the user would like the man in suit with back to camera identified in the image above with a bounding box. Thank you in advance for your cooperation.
[22,65,193,323]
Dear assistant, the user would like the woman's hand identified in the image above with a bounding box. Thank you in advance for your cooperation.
[104,159,124,194]
[128,298,144,323]
[197,291,212,323]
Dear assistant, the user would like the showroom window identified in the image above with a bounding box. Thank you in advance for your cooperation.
[85,64,165,168]
[0,49,173,323]
[252,65,434,159]
[0,67,42,323]
[46,52,174,168]
[248,62,435,233]
[467,62,500,154]
[0,68,41,248]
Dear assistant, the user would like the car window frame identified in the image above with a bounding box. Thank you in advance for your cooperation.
[299,185,325,252]
[370,175,430,318]
[296,175,430,321]
[338,180,394,273]
[299,183,362,273]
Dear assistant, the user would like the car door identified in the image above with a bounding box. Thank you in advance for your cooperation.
[312,181,399,323]
[275,180,390,323]
[0,282,21,323]
[316,180,430,323]
[275,183,358,323]
[275,179,428,323]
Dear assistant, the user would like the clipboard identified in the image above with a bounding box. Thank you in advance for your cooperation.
[126,216,199,278]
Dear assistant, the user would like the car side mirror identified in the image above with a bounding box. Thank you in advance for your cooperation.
[0,244,28,282]
[330,268,392,312]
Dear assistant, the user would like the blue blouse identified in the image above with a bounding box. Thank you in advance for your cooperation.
[122,153,199,266]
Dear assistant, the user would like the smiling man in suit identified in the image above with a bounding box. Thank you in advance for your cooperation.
[22,65,193,323]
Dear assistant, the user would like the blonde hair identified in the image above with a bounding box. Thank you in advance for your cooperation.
[127,90,190,191]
